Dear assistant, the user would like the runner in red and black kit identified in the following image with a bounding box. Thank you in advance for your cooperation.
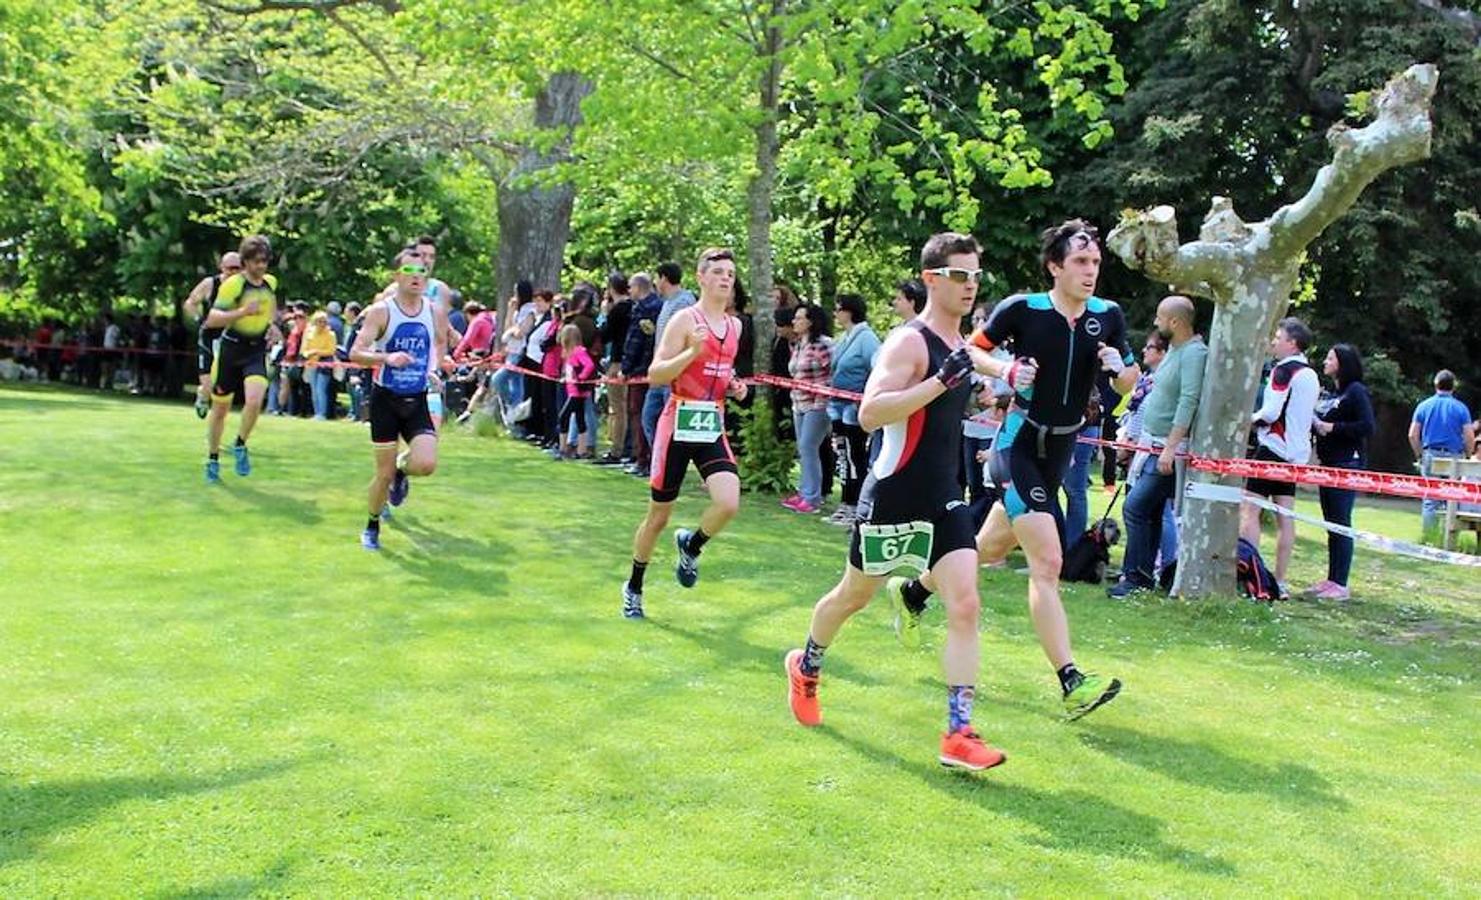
[649,305,740,502]
[785,232,1007,772]
[621,248,750,620]
[889,220,1140,722]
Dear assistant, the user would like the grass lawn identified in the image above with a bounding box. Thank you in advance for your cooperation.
[1,384,1477,896]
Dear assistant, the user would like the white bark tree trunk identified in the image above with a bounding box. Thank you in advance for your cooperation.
[1107,64,1438,598]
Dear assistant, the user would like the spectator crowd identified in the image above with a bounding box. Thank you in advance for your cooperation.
[4,261,1477,601]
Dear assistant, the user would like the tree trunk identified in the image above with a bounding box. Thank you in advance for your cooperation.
[494,72,592,322]
[1177,267,1300,597]
[1107,64,1437,599]
[747,2,785,375]
[818,200,839,307]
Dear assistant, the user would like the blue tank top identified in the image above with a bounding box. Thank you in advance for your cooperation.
[374,296,436,396]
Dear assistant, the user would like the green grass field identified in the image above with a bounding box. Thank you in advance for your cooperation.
[1,384,1477,896]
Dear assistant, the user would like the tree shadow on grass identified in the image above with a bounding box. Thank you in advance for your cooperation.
[0,757,309,867]
[1076,724,1346,808]
[150,855,295,900]
[378,513,512,596]
[647,603,886,689]
[0,385,116,414]
[222,482,326,526]
[816,725,1237,878]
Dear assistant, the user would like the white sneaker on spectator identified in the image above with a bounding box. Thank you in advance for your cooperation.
[826,503,857,527]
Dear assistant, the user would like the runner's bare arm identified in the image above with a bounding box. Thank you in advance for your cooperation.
[182,277,212,319]
[434,305,453,371]
[202,300,258,330]
[647,314,702,387]
[858,327,937,432]
[350,305,392,366]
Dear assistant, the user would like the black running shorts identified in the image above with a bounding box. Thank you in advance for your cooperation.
[848,498,977,574]
[370,385,437,447]
[211,337,268,399]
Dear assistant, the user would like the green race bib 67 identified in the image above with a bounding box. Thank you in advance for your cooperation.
[857,521,934,575]
[674,399,722,443]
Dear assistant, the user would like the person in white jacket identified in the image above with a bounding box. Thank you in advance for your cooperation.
[1240,316,1320,594]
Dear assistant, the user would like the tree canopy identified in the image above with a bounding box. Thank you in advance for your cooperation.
[1,0,1476,417]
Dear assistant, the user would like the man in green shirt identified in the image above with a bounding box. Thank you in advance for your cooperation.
[203,234,280,484]
[1108,294,1207,597]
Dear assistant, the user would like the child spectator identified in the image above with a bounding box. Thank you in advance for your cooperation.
[556,324,597,460]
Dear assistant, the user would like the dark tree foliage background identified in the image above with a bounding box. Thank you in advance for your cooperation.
[2,0,1476,466]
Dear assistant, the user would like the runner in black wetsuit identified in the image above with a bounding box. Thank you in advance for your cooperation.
[785,232,1006,772]
[182,251,243,418]
[891,219,1140,721]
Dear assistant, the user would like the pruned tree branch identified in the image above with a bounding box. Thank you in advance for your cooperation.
[1264,63,1437,259]
[1105,203,1240,299]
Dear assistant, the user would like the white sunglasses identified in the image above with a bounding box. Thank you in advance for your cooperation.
[926,267,983,284]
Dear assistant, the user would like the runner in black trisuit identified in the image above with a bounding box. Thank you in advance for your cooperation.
[182,251,243,419]
[891,219,1141,720]
[786,232,1007,772]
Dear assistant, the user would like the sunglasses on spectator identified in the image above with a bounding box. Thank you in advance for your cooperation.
[398,264,428,275]
[926,267,983,284]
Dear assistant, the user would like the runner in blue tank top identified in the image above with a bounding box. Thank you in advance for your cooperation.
[891,220,1140,721]
[375,235,463,427]
[351,245,452,550]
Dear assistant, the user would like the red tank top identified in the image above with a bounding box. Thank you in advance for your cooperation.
[671,306,740,402]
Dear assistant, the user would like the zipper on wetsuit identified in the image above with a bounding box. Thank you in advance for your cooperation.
[1063,326,1074,408]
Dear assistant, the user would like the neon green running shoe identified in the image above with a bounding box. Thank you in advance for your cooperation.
[886,576,923,650]
[1064,673,1121,720]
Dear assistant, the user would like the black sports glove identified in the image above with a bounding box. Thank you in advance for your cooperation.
[936,346,973,390]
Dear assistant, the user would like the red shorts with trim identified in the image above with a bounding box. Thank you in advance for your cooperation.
[649,401,737,502]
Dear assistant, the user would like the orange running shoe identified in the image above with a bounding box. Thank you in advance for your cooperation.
[785,648,821,727]
[939,727,1006,771]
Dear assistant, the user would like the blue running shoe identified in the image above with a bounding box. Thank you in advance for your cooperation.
[205,459,221,484]
[388,468,410,507]
[233,443,251,477]
[674,529,699,588]
[622,583,645,619]
[361,528,381,551]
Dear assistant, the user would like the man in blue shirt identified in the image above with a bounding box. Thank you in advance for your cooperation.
[1409,369,1476,532]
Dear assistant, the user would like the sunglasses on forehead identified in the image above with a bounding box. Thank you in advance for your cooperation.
[397,263,428,275]
[701,249,734,264]
[926,266,983,284]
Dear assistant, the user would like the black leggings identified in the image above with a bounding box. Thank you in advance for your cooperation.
[834,421,870,505]
[559,395,589,436]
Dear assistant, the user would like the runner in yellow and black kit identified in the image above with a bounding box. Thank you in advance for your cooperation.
[203,235,280,484]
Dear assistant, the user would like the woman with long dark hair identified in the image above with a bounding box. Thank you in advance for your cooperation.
[784,303,834,514]
[1309,343,1375,600]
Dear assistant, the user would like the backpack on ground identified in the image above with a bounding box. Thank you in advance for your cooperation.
[1236,537,1279,601]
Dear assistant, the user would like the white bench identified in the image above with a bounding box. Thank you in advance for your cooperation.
[1430,456,1481,552]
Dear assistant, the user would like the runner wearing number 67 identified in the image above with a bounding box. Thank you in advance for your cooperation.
[621,248,749,620]
[783,232,1007,772]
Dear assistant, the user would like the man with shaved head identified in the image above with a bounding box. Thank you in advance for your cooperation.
[1107,295,1208,598]
[182,250,244,418]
